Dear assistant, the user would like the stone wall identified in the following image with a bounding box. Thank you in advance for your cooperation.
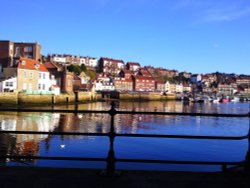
[0,92,100,106]
[119,92,176,101]
[0,92,18,105]
[18,94,53,105]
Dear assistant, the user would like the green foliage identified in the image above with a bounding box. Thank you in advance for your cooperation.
[80,64,87,72]
[86,70,96,80]
[68,64,81,75]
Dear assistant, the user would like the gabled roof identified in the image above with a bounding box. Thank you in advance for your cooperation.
[18,57,48,72]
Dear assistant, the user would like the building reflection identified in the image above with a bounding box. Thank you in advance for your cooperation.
[0,101,249,168]
[0,112,60,164]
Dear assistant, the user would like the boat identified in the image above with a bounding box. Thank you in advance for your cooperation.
[231,97,240,102]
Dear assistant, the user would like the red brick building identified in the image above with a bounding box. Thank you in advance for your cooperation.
[132,75,155,91]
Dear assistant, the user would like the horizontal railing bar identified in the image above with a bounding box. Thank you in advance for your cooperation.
[0,108,249,118]
[116,158,245,166]
[0,131,108,136]
[116,134,249,140]
[117,111,250,118]
[0,155,244,166]
[0,155,106,162]
[0,131,248,140]
[0,108,109,114]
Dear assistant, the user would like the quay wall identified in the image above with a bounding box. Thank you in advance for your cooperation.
[119,92,176,101]
[0,92,18,105]
[0,91,175,105]
[0,92,100,106]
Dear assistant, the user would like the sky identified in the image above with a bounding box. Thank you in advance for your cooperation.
[0,0,250,74]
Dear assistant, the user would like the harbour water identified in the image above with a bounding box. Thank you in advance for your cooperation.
[0,101,249,171]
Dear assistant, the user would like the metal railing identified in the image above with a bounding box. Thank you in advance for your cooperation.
[0,102,250,175]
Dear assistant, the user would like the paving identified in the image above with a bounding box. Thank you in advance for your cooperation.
[1,166,250,188]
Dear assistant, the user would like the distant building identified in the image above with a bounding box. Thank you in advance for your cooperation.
[155,80,165,92]
[98,57,125,76]
[132,75,155,91]
[0,40,41,76]
[126,62,141,72]
[190,74,202,83]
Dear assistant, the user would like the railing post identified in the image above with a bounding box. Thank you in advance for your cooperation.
[105,101,117,176]
[244,110,250,174]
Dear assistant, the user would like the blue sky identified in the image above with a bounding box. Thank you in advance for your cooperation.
[1,0,250,74]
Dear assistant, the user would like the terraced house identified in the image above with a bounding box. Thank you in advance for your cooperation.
[1,57,58,94]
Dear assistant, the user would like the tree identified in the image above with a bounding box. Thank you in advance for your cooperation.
[68,64,81,75]
[80,64,87,72]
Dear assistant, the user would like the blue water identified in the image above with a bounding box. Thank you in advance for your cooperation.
[1,101,249,171]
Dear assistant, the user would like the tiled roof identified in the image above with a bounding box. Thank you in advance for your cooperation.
[18,57,48,72]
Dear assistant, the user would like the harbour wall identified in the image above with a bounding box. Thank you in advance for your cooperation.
[0,92,102,106]
[0,91,175,106]
[119,92,176,101]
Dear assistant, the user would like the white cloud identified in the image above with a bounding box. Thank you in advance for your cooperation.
[202,6,250,22]
[172,0,250,23]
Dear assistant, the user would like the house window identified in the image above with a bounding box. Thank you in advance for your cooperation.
[43,73,46,79]
[30,72,33,79]
[5,82,13,87]
[24,72,27,78]
[38,84,41,90]
[42,84,45,90]
[24,46,33,52]
[39,73,42,79]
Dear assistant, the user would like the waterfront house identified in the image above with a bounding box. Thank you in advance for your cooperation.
[114,77,133,91]
[218,83,236,95]
[183,83,192,93]
[0,77,17,92]
[165,81,176,94]
[94,73,115,91]
[176,83,184,93]
[155,79,165,92]
[132,75,155,91]
[1,57,57,94]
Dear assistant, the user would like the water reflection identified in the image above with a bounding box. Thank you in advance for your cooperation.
[0,101,249,170]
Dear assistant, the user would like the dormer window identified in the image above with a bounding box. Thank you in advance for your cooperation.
[34,64,40,69]
[21,60,26,65]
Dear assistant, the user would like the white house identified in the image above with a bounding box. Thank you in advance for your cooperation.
[190,74,202,83]
[1,77,17,92]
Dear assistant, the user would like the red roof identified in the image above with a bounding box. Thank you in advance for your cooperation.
[101,57,124,64]
[134,75,155,81]
[127,62,141,66]
[18,58,48,72]
[44,61,57,69]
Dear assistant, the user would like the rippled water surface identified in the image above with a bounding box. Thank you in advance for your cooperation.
[0,101,249,171]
